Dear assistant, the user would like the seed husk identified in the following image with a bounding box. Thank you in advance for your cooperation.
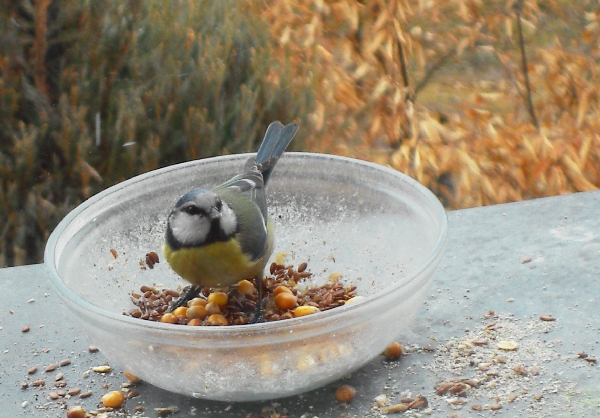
[79,390,92,398]
[382,403,409,413]
[497,340,519,350]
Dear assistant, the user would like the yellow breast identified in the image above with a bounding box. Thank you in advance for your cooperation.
[163,221,274,289]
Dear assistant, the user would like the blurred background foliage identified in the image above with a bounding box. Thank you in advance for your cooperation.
[1,0,600,266]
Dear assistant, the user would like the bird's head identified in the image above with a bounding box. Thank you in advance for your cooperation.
[166,189,238,249]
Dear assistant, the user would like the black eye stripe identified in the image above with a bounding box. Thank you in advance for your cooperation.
[183,205,204,216]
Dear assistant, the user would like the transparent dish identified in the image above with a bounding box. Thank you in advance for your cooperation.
[44,153,447,402]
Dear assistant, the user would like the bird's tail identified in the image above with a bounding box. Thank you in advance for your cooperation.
[254,121,299,185]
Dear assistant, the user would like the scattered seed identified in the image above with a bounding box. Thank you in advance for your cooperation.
[66,406,87,418]
[374,394,389,407]
[407,395,428,409]
[21,326,30,333]
[45,364,58,372]
[521,257,532,264]
[513,365,528,376]
[55,372,64,381]
[31,379,45,387]
[124,371,141,383]
[93,365,111,373]
[101,390,125,408]
[382,403,409,413]
[88,346,99,353]
[59,359,71,367]
[21,382,28,389]
[49,392,59,400]
[471,404,484,411]
[534,392,544,401]
[27,367,37,374]
[155,406,179,415]
[127,389,139,398]
[585,357,597,363]
[382,342,404,359]
[435,382,454,395]
[335,385,356,402]
[68,388,81,396]
[79,390,92,398]
[490,404,502,410]
[472,339,488,346]
[145,251,160,268]
[497,340,519,350]
[54,381,67,388]
[539,314,555,321]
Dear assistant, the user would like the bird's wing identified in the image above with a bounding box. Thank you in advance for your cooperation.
[214,167,269,261]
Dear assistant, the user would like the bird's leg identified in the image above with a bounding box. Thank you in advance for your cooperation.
[168,285,202,312]
[250,275,265,324]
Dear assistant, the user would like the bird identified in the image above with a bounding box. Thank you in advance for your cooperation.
[163,121,299,323]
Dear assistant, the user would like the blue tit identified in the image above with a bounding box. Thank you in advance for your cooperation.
[163,121,299,322]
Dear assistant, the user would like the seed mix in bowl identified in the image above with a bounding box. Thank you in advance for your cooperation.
[124,260,360,326]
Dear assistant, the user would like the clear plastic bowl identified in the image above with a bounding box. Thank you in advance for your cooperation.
[44,153,447,402]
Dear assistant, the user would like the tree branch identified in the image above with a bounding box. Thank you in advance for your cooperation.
[515,0,539,130]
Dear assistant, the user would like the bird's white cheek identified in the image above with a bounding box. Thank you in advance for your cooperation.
[171,214,210,245]
[220,205,238,236]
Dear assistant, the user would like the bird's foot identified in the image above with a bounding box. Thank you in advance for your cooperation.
[167,285,202,313]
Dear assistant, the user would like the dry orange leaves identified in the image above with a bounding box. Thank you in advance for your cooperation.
[258,0,600,209]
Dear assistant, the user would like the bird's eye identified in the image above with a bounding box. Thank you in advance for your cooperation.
[182,205,203,216]
[215,198,223,211]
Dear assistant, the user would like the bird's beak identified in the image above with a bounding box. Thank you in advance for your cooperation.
[208,207,221,221]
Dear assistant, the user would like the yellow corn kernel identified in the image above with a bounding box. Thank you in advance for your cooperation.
[101,390,125,408]
[160,313,178,324]
[345,296,364,305]
[274,252,288,265]
[236,279,257,295]
[207,291,228,306]
[186,305,208,320]
[172,306,188,317]
[187,318,202,326]
[206,314,228,326]
[205,302,221,315]
[293,305,320,317]
[275,292,297,310]
[273,285,293,296]
[188,297,207,307]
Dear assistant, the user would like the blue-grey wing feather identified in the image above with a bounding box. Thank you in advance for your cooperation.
[211,121,299,261]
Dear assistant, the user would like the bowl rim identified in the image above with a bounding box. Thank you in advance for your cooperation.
[44,152,447,336]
